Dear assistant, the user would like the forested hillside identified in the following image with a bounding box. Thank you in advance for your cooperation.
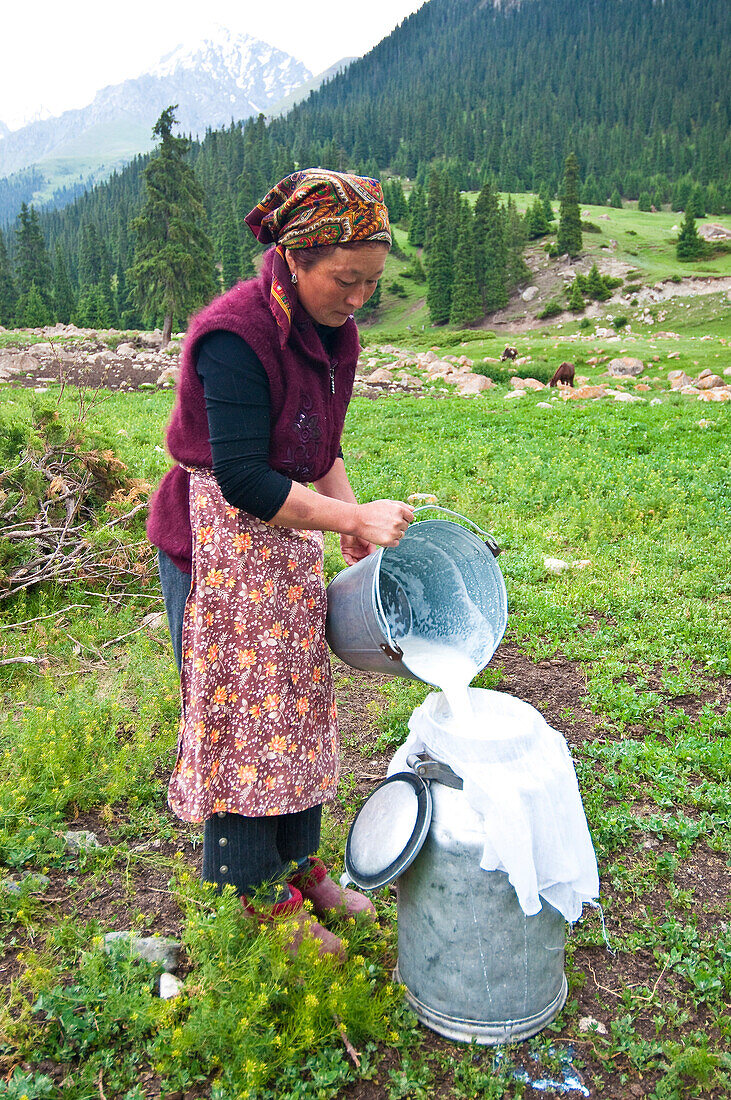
[0,0,728,329]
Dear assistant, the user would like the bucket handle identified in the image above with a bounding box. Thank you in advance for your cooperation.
[412,505,502,557]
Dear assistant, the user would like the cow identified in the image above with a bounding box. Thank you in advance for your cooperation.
[549,361,575,387]
[501,345,518,361]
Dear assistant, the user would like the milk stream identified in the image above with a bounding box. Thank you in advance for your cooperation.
[398,635,479,726]
[380,545,499,727]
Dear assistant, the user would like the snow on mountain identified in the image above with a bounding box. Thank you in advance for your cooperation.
[0,28,311,180]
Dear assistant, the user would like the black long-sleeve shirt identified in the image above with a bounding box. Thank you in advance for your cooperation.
[196,327,342,522]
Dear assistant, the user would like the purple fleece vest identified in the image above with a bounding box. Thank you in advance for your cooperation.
[147,249,360,573]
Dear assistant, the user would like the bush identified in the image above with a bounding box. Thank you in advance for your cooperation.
[473,361,555,384]
[579,317,591,329]
[612,315,629,329]
[581,221,602,233]
[536,300,564,319]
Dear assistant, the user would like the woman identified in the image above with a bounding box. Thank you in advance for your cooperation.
[148,169,413,958]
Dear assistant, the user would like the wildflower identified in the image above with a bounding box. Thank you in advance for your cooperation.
[305,993,318,1008]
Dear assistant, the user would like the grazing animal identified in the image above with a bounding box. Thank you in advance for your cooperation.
[549,361,575,387]
[501,345,518,361]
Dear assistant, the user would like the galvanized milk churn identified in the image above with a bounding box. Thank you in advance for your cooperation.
[326,507,569,1043]
[341,752,568,1044]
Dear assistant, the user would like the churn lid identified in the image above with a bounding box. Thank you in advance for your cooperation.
[344,771,433,890]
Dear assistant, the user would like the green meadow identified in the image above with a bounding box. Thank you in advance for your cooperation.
[0,201,730,1096]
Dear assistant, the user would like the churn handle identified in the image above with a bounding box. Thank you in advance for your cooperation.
[412,505,502,557]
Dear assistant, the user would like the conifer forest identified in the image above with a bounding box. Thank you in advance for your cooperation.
[0,0,728,330]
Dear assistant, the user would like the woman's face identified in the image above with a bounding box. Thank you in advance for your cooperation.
[286,245,388,327]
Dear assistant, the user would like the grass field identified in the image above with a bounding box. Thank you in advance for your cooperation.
[0,201,730,1097]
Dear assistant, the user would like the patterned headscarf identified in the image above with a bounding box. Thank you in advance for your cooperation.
[245,168,391,344]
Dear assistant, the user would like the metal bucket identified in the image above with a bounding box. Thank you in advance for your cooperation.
[395,756,567,1044]
[325,507,508,679]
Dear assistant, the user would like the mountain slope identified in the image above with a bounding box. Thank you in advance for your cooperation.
[0,27,311,197]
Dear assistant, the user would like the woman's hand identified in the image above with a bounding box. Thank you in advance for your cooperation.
[340,533,378,566]
[354,500,414,548]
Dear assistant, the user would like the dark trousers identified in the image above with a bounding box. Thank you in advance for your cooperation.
[157,549,322,897]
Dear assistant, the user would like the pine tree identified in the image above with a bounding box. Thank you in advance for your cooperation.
[449,199,481,326]
[52,241,76,323]
[557,153,582,258]
[504,196,529,289]
[0,229,17,325]
[15,203,53,303]
[568,280,585,311]
[539,185,554,222]
[526,197,550,239]
[676,209,704,261]
[17,281,52,327]
[128,106,216,344]
[688,184,706,218]
[426,203,454,325]
[586,262,610,301]
[407,184,427,247]
[610,190,623,209]
[473,181,507,312]
[638,191,651,212]
[219,203,242,290]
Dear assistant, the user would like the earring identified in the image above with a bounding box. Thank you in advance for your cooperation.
[290,271,298,285]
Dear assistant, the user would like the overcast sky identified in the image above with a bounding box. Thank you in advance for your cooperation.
[0,0,425,130]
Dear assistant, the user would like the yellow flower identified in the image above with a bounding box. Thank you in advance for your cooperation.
[305,993,318,1008]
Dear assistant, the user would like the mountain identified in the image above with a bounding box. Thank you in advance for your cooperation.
[0,121,10,141]
[268,57,358,117]
[0,26,312,216]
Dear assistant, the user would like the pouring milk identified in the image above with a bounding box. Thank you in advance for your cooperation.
[381,548,498,725]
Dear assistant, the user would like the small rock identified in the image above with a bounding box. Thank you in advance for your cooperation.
[536,402,553,409]
[142,611,166,630]
[694,374,724,390]
[724,366,731,377]
[521,286,539,302]
[520,378,546,391]
[697,419,713,429]
[607,357,644,378]
[504,389,526,399]
[650,398,662,406]
[116,341,137,356]
[455,374,495,395]
[64,829,101,852]
[544,557,571,575]
[697,388,731,403]
[104,932,181,973]
[367,368,393,383]
[156,366,179,387]
[159,973,184,1000]
[579,1015,607,1035]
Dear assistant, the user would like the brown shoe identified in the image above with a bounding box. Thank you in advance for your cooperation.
[242,884,346,961]
[289,857,377,922]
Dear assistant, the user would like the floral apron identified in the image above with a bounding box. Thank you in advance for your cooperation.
[168,469,339,823]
